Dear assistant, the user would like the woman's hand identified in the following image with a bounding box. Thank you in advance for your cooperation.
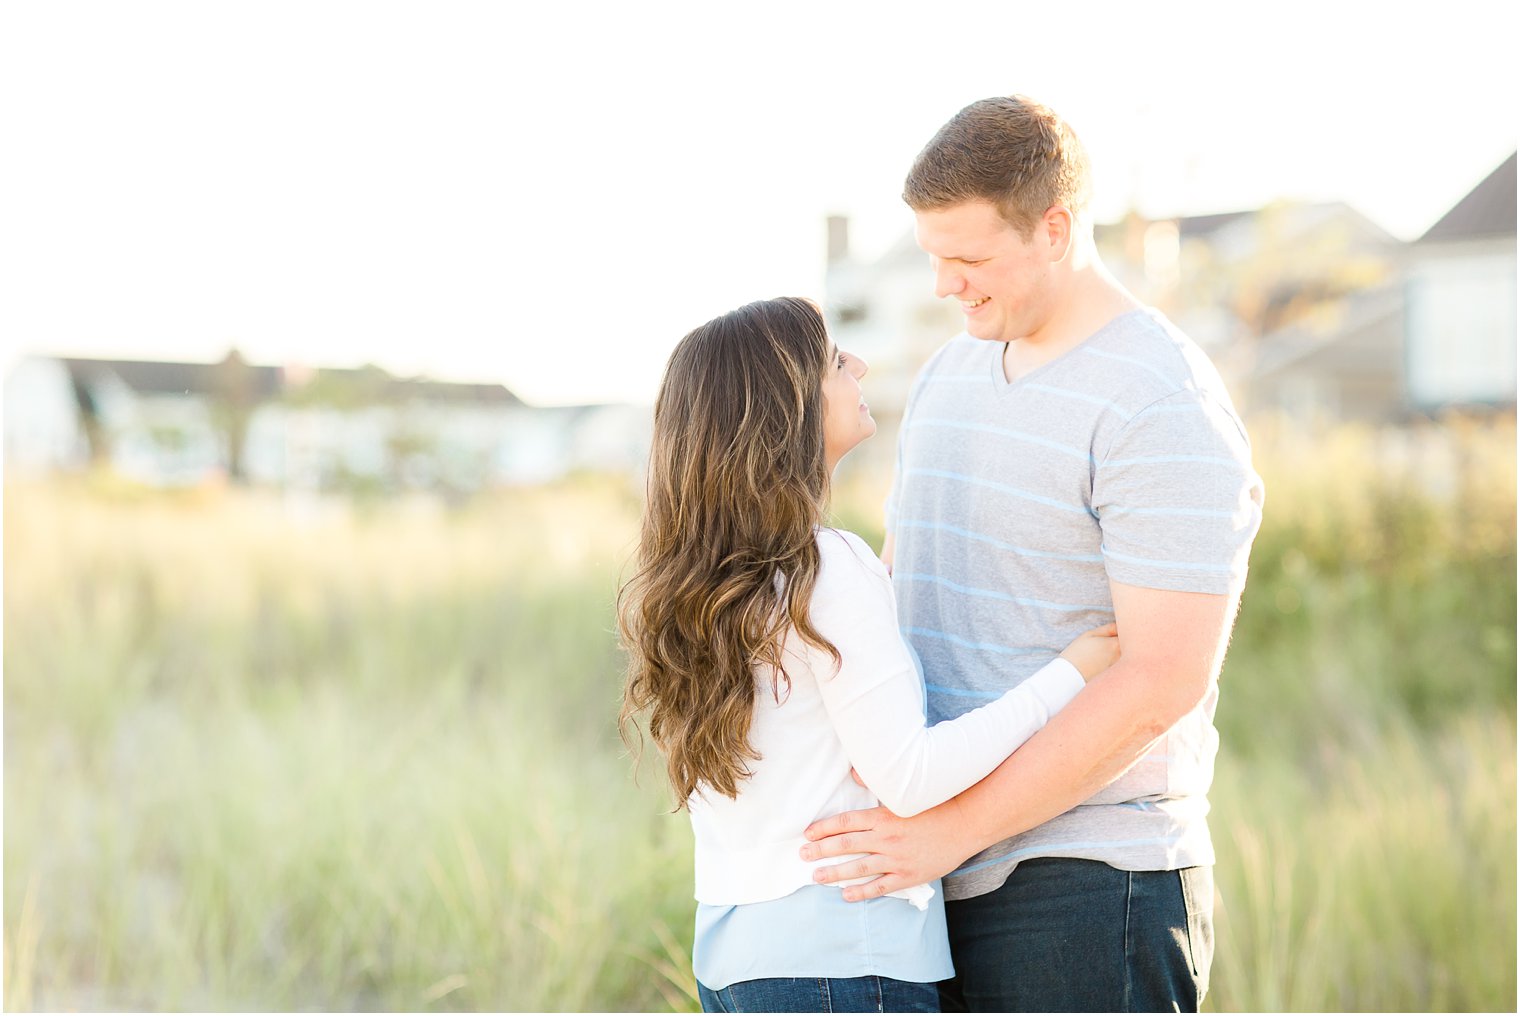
[1058,622,1120,681]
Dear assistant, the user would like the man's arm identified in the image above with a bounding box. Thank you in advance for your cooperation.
[801,579,1240,899]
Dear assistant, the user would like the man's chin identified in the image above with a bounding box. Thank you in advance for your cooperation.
[963,319,1004,342]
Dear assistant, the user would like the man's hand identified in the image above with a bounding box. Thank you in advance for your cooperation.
[802,581,1237,903]
[799,798,974,901]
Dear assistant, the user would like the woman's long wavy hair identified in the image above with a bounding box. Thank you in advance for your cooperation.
[618,296,841,805]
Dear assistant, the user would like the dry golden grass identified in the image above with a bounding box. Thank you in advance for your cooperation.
[4,415,1515,1011]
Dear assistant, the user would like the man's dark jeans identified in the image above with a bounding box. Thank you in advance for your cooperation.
[939,857,1213,1013]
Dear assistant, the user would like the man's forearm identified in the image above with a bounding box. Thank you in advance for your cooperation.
[950,657,1202,854]
[802,585,1236,897]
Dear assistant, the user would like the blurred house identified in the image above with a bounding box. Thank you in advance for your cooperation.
[1245,284,1409,421]
[53,352,284,485]
[822,216,961,478]
[3,350,652,490]
[486,402,653,486]
[823,215,961,415]
[3,355,87,473]
[1246,154,1516,421]
[824,199,1400,438]
[1403,152,1517,411]
[824,153,1517,427]
[1095,201,1400,380]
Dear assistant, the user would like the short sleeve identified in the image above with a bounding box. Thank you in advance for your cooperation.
[1091,391,1264,594]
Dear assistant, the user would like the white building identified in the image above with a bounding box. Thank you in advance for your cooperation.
[823,156,1517,428]
[2,355,87,473]
[3,352,650,490]
[1404,153,1517,410]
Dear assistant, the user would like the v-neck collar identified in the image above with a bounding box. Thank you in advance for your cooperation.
[986,308,1152,394]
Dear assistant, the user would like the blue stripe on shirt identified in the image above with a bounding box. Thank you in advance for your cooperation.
[1101,546,1236,573]
[902,626,1051,657]
[895,519,1105,563]
[1137,402,1213,416]
[1022,382,1130,416]
[897,572,1107,613]
[1101,505,1241,519]
[1101,453,1245,469]
[905,468,1096,516]
[924,682,1005,700]
[907,418,1093,462]
[1080,347,1180,388]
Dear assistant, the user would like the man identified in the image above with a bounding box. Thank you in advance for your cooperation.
[800,96,1264,1012]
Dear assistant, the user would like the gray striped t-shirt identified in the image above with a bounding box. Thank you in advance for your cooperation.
[885,308,1264,901]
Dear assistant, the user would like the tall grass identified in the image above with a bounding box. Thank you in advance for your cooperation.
[1210,715,1514,1012]
[5,476,697,1011]
[1203,414,1517,1011]
[4,414,1516,1011]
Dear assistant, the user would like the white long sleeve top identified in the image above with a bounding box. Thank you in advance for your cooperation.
[687,528,1084,907]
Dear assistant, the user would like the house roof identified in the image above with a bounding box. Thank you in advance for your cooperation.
[397,378,521,404]
[59,355,522,406]
[63,357,284,399]
[1094,201,1395,248]
[1418,152,1517,244]
[1173,209,1256,241]
[1093,208,1253,246]
[872,202,1380,268]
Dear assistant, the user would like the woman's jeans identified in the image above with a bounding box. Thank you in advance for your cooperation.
[698,975,940,1013]
[938,857,1214,1013]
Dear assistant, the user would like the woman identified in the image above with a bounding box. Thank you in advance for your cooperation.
[619,297,1118,1013]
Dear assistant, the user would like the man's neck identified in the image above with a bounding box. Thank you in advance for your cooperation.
[1002,260,1141,383]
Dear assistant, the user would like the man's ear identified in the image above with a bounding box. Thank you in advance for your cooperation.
[1043,205,1074,262]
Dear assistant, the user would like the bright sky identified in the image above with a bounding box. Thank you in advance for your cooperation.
[2,1,1514,406]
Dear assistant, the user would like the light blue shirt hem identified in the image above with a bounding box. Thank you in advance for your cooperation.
[693,883,955,991]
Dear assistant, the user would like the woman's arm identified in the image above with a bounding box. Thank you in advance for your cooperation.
[800,582,1231,900]
[810,534,1112,817]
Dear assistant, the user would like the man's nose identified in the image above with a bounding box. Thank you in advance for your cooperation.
[932,258,965,299]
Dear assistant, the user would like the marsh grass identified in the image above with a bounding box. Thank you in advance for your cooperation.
[4,415,1516,1011]
[1210,714,1515,1011]
[5,476,697,1011]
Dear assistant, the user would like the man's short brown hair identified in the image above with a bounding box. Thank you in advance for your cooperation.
[903,95,1092,237]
